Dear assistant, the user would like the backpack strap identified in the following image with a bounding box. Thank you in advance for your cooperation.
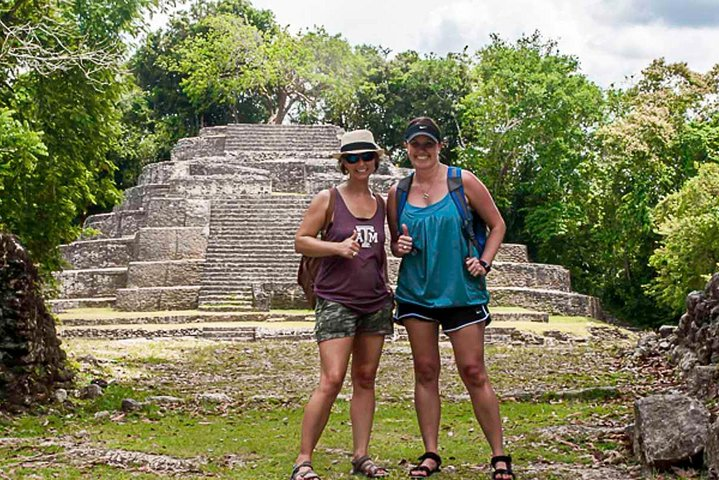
[447,166,482,255]
[396,173,414,231]
[320,187,336,239]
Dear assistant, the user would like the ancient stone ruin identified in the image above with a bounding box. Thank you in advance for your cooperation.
[51,124,603,320]
[630,273,719,475]
[1,234,73,412]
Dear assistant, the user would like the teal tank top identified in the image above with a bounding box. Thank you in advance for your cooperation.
[396,194,490,308]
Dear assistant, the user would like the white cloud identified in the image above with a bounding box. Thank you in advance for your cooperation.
[160,0,719,88]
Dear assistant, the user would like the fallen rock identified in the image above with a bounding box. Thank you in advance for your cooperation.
[706,418,719,477]
[54,389,68,403]
[634,394,709,470]
[197,393,231,404]
[81,384,103,400]
[686,365,719,400]
[121,398,142,412]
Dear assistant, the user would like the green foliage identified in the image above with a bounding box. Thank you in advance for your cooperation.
[576,60,719,325]
[648,162,719,313]
[327,49,472,164]
[172,15,363,125]
[0,0,158,272]
[457,33,604,245]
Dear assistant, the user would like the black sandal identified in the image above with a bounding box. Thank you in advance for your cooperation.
[409,452,442,478]
[351,455,388,478]
[490,455,516,480]
[290,460,321,480]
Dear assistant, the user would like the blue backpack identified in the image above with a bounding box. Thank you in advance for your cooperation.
[396,166,487,257]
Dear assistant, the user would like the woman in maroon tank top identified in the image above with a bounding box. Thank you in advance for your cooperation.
[290,130,393,480]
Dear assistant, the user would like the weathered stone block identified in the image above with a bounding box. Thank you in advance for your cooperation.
[55,268,127,299]
[491,287,603,318]
[135,227,207,261]
[184,199,211,227]
[115,287,200,311]
[60,238,133,269]
[82,213,118,239]
[136,161,176,185]
[145,198,188,227]
[706,418,719,478]
[117,210,146,236]
[176,230,208,259]
[634,394,709,470]
[126,260,204,288]
[487,262,571,291]
[135,229,176,261]
[171,135,226,161]
[686,365,719,400]
[169,177,272,198]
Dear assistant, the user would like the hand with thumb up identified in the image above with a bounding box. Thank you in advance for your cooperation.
[338,230,361,259]
[396,224,414,257]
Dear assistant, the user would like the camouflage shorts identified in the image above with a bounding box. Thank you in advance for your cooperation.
[314,298,394,342]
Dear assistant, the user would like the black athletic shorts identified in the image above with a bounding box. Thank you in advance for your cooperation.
[393,301,491,333]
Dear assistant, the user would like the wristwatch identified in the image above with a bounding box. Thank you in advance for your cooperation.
[478,259,492,273]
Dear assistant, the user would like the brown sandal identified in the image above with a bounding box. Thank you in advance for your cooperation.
[290,460,321,480]
[351,455,388,478]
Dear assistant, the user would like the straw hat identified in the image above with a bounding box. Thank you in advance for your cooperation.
[331,129,386,159]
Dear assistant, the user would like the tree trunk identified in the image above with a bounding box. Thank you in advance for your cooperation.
[268,89,288,124]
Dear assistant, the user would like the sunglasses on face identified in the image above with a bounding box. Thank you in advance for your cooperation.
[409,140,437,150]
[343,152,377,164]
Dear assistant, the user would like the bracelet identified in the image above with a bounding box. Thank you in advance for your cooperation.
[478,259,492,273]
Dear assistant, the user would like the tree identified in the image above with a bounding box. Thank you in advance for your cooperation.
[648,161,719,313]
[128,0,277,161]
[457,32,604,248]
[576,60,719,325]
[173,17,362,125]
[326,49,472,164]
[0,0,158,273]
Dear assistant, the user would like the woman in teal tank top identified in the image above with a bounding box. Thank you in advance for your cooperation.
[387,117,515,480]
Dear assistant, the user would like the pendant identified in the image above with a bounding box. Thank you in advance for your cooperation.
[422,192,430,200]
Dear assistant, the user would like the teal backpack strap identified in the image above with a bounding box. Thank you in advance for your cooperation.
[447,166,486,256]
[396,173,414,232]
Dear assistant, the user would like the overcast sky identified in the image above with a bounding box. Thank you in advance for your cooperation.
[151,0,719,88]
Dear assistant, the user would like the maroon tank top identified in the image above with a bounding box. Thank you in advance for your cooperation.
[314,191,392,313]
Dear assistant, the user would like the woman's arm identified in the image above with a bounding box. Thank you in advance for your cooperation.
[461,170,506,274]
[295,189,359,259]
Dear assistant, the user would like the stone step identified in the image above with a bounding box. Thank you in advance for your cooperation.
[212,198,312,206]
[210,211,307,218]
[210,216,303,222]
[127,259,204,288]
[60,237,134,269]
[198,305,254,312]
[47,297,116,313]
[491,287,602,319]
[116,286,200,312]
[54,268,128,299]
[208,234,297,240]
[205,247,298,253]
[198,293,253,300]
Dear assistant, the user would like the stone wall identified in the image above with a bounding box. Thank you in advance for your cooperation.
[1,234,73,412]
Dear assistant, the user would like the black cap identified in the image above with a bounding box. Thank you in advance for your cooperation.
[404,122,441,143]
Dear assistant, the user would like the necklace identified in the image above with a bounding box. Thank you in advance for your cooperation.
[422,191,430,200]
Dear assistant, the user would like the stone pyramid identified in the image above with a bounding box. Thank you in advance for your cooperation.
[52,124,602,320]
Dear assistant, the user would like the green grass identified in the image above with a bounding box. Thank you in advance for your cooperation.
[0,333,650,479]
[1,397,630,479]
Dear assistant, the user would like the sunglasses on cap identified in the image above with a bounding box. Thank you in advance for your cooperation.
[342,152,377,164]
